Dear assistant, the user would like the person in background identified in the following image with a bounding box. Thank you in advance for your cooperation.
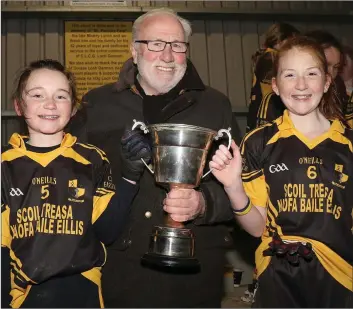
[210,36,353,307]
[68,8,240,308]
[246,22,300,132]
[340,45,353,127]
[305,29,352,127]
[1,59,149,308]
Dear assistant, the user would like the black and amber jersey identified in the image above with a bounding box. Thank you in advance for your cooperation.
[246,48,285,132]
[241,111,353,291]
[1,133,115,305]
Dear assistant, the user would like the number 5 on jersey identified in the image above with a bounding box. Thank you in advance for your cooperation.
[41,185,49,199]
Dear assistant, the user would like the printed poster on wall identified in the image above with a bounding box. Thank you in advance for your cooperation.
[64,21,132,99]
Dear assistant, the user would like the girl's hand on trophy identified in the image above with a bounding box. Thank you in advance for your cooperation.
[209,140,242,189]
[163,189,205,222]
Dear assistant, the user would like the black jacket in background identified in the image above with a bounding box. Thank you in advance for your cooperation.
[68,58,239,308]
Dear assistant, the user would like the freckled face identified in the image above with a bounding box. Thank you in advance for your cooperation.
[272,48,331,116]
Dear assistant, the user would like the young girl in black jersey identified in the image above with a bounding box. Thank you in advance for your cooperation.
[246,23,300,132]
[1,59,151,308]
[210,36,353,307]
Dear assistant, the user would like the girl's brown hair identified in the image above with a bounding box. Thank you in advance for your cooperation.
[264,22,300,49]
[12,59,79,115]
[251,23,300,72]
[273,36,348,126]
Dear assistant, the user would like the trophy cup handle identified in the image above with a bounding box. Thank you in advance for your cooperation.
[131,119,154,174]
[202,127,232,179]
[132,119,149,133]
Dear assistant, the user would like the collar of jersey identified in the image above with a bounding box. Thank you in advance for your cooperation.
[7,133,77,167]
[9,133,77,150]
[275,110,345,149]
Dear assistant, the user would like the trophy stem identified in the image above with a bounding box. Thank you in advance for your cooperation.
[164,214,185,229]
[164,184,188,229]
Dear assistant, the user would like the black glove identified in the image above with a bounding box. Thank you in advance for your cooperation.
[121,128,152,182]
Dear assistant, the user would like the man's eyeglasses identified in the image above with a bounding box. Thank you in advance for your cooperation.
[134,40,189,53]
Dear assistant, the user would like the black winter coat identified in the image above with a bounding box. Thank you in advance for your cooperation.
[68,59,237,308]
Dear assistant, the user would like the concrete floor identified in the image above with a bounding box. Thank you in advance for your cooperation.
[222,285,252,308]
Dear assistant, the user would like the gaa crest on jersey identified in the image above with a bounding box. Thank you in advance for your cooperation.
[68,179,85,202]
[332,164,348,189]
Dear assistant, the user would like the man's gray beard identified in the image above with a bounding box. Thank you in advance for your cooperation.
[137,60,187,95]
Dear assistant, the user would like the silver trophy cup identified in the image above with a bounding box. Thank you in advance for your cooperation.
[132,120,231,270]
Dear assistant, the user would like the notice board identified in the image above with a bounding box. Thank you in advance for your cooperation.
[65,21,132,98]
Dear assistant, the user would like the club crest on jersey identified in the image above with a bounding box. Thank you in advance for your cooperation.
[332,164,348,189]
[68,179,85,202]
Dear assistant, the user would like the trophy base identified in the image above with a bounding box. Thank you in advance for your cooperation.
[141,252,200,272]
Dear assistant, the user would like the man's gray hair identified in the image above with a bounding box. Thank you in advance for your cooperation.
[132,8,192,42]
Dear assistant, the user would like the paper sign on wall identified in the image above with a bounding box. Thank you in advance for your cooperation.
[65,21,132,98]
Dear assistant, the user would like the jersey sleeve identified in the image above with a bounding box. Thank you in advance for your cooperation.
[262,93,286,123]
[1,194,11,307]
[1,169,12,248]
[257,52,285,124]
[92,158,115,224]
[240,131,268,208]
[247,50,285,131]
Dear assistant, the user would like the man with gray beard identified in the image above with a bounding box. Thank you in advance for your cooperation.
[69,8,240,308]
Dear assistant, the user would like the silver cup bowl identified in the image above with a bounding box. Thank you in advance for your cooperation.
[148,123,218,188]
